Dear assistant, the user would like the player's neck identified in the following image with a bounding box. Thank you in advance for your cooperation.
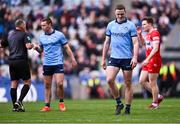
[47,28,54,34]
[148,27,154,33]
[45,28,55,35]
[16,27,25,32]
[116,18,127,23]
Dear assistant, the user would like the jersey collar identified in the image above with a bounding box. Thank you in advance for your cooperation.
[115,18,127,24]
[45,30,55,35]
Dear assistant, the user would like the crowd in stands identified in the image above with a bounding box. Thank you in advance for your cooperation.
[0,0,179,97]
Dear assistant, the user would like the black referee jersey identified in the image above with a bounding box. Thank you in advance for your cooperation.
[1,29,31,60]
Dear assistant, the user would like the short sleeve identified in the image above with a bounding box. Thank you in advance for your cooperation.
[38,36,43,48]
[105,23,111,36]
[24,33,32,44]
[151,30,160,43]
[60,33,68,46]
[130,23,137,37]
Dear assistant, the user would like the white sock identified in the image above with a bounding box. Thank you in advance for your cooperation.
[152,102,158,106]
[158,94,161,98]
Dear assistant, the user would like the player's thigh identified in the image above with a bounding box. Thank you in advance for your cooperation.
[139,70,148,83]
[54,73,64,85]
[43,75,53,85]
[106,66,120,82]
[122,70,132,83]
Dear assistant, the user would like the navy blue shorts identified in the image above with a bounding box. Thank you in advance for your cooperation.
[107,58,132,70]
[43,64,64,76]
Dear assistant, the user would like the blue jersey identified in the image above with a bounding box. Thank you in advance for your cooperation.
[106,19,137,59]
[39,30,67,65]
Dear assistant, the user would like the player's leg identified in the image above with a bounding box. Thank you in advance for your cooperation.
[10,80,18,111]
[14,79,31,112]
[54,73,66,111]
[139,70,151,92]
[106,66,124,115]
[140,70,164,104]
[40,75,53,111]
[13,60,31,112]
[122,70,133,114]
[40,65,54,111]
[9,60,18,111]
[148,73,159,109]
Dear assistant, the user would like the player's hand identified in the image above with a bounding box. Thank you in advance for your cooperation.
[142,59,149,66]
[33,43,39,50]
[137,26,142,35]
[130,57,137,69]
[101,60,106,70]
[72,59,77,68]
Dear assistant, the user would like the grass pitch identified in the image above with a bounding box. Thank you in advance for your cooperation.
[0,98,180,123]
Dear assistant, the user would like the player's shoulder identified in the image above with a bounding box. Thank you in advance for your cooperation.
[151,29,160,36]
[39,33,45,39]
[107,20,116,26]
[126,19,135,26]
[54,30,64,36]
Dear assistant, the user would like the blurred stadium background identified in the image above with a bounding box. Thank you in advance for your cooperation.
[0,0,180,102]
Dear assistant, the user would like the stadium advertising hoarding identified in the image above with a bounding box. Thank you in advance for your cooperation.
[0,83,44,102]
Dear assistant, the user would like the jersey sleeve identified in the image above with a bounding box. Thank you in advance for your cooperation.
[38,36,43,48]
[59,33,68,46]
[105,23,111,36]
[151,30,160,43]
[24,33,32,44]
[130,23,137,37]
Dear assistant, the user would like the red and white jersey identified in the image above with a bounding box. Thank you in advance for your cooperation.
[145,28,161,58]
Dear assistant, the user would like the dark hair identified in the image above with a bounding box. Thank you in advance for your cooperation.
[115,4,126,11]
[41,17,53,25]
[15,19,25,27]
[142,17,154,24]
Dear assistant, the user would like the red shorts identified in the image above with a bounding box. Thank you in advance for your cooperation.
[142,57,161,73]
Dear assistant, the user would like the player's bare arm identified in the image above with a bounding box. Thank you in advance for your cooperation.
[137,27,145,45]
[142,42,159,66]
[63,43,77,68]
[131,36,139,69]
[101,36,110,70]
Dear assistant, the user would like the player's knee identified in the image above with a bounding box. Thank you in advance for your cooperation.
[139,80,145,86]
[106,78,115,86]
[124,81,132,88]
[24,79,31,86]
[45,83,51,89]
[57,82,63,88]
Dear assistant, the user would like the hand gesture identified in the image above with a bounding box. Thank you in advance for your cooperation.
[142,59,149,67]
[72,59,77,68]
[137,26,142,35]
[101,59,106,70]
[130,57,137,69]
